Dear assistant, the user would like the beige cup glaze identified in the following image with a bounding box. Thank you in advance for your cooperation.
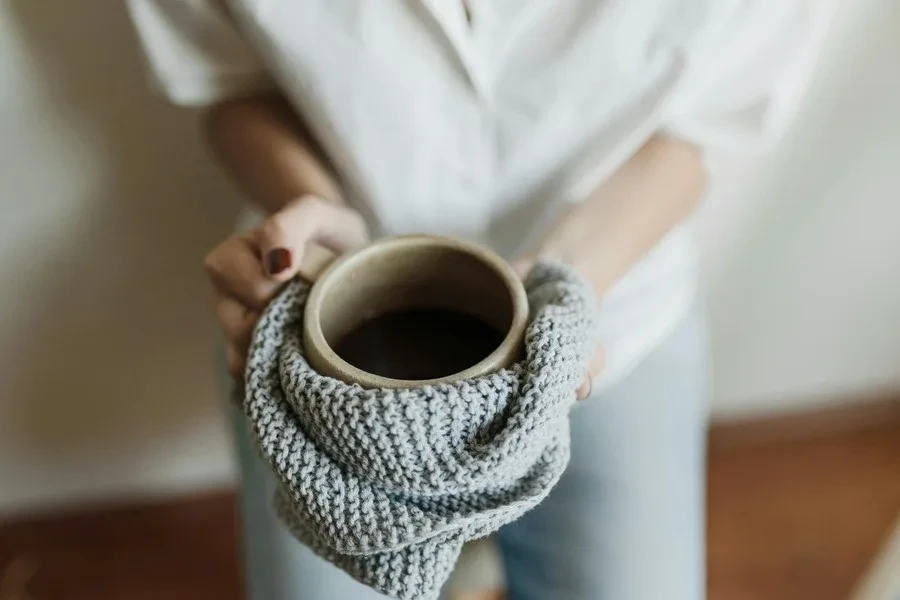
[296,235,529,389]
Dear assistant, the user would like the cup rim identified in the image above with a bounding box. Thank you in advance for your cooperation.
[303,234,529,389]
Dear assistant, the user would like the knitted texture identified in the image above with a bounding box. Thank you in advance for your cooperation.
[239,262,600,600]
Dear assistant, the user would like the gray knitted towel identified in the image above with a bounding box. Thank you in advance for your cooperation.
[239,261,599,600]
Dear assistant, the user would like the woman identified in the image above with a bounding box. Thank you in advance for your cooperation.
[126,1,834,598]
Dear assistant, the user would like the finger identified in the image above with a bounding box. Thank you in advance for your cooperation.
[577,347,605,401]
[226,344,245,380]
[205,235,279,310]
[215,296,259,351]
[256,195,369,282]
[576,373,593,401]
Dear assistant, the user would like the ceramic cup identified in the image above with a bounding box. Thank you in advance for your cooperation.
[295,235,528,388]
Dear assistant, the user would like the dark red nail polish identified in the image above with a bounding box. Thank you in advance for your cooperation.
[266,248,292,275]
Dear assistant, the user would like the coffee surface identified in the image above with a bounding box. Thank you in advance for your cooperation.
[333,309,505,381]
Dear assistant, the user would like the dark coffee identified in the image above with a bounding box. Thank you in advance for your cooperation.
[334,309,505,380]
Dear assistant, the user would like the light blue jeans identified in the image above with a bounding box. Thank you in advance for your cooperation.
[227,309,708,600]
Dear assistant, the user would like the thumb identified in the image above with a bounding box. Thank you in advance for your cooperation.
[255,195,367,283]
[254,215,303,283]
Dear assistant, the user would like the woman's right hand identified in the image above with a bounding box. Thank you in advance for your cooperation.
[204,194,369,378]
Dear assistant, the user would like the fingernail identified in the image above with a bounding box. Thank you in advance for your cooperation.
[266,248,292,276]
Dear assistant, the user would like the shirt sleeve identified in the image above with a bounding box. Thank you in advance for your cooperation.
[664,0,838,153]
[125,0,273,106]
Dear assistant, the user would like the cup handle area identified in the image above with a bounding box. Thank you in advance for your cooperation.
[297,243,338,283]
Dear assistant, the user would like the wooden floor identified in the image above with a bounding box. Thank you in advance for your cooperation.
[2,419,899,600]
[708,421,900,600]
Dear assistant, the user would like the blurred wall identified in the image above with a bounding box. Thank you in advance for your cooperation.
[0,0,897,514]
[0,1,240,513]
[698,0,900,417]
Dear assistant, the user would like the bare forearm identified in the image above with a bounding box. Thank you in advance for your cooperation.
[203,93,343,213]
[535,134,707,295]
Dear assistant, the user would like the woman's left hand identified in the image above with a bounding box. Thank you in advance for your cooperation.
[510,136,707,400]
[514,258,604,401]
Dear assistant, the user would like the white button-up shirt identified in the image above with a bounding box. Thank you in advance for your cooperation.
[127,0,834,390]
